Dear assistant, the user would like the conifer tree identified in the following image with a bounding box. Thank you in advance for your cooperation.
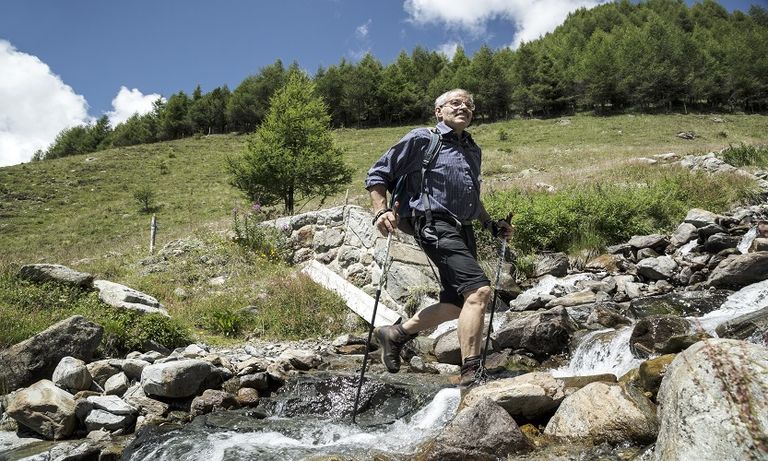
[227,71,352,214]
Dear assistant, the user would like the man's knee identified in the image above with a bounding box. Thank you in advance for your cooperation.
[464,285,492,303]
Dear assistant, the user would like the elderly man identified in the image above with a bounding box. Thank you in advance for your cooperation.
[365,88,512,386]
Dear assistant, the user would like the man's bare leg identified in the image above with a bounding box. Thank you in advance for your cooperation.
[400,302,461,334]
[457,286,492,360]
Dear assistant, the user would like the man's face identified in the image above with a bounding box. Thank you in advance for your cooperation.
[435,92,473,132]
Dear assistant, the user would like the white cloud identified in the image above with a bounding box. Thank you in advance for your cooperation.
[106,86,163,127]
[438,41,461,60]
[404,0,607,48]
[355,19,372,39]
[0,40,90,166]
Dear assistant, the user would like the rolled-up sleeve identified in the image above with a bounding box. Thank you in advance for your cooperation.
[365,129,426,191]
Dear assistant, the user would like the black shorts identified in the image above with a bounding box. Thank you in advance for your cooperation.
[414,216,490,306]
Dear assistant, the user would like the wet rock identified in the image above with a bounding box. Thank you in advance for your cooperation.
[6,380,77,440]
[0,316,103,391]
[629,315,701,358]
[420,398,532,460]
[628,290,730,318]
[494,306,577,360]
[544,382,657,444]
[236,388,260,407]
[545,288,596,308]
[716,305,768,342]
[656,339,768,461]
[17,264,94,288]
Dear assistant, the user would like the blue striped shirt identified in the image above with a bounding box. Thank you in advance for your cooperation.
[365,121,482,222]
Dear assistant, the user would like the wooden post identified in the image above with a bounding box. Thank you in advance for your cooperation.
[345,188,349,205]
[149,215,158,254]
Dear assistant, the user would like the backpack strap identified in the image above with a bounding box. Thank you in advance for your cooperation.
[419,128,442,226]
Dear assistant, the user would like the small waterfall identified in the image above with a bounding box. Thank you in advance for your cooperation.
[737,227,758,254]
[695,278,768,334]
[125,384,460,461]
[551,327,642,378]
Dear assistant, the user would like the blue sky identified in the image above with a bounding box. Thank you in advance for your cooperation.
[0,0,761,166]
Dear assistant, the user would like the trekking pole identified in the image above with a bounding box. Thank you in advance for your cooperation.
[478,235,508,381]
[352,231,393,424]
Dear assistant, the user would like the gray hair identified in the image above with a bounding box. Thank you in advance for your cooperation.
[434,89,473,109]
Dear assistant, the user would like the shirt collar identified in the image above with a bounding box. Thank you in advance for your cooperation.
[436,121,472,143]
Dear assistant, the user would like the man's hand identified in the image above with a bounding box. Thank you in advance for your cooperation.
[483,214,514,239]
[373,201,400,235]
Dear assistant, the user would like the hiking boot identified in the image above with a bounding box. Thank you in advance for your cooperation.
[374,324,416,373]
[459,355,482,388]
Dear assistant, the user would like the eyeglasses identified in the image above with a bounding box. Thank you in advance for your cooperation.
[443,99,475,111]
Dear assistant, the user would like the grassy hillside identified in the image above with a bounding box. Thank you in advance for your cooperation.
[0,114,765,349]
[2,113,766,264]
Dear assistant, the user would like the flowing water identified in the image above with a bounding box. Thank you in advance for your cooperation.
[99,278,768,460]
[124,373,460,461]
[552,279,768,378]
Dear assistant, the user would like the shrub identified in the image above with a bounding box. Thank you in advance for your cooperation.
[482,165,758,255]
[721,143,768,167]
[232,206,292,263]
[133,186,156,213]
[498,128,509,141]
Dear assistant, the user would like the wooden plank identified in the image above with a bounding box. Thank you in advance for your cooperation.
[301,260,402,327]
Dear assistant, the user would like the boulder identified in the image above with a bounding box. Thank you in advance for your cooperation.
[190,390,239,416]
[638,354,676,398]
[655,339,768,461]
[716,305,768,342]
[17,264,94,288]
[629,315,700,358]
[104,372,130,396]
[84,409,135,433]
[6,380,77,440]
[462,372,566,419]
[433,329,462,365]
[277,349,322,371]
[628,234,669,253]
[420,398,532,460]
[636,256,678,281]
[0,316,103,391]
[543,382,657,444]
[93,280,169,316]
[707,252,768,289]
[545,288,597,308]
[141,360,214,398]
[628,290,731,318]
[534,252,569,277]
[494,306,577,360]
[670,223,698,247]
[703,233,742,253]
[52,356,93,392]
[87,359,123,387]
[684,208,722,228]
